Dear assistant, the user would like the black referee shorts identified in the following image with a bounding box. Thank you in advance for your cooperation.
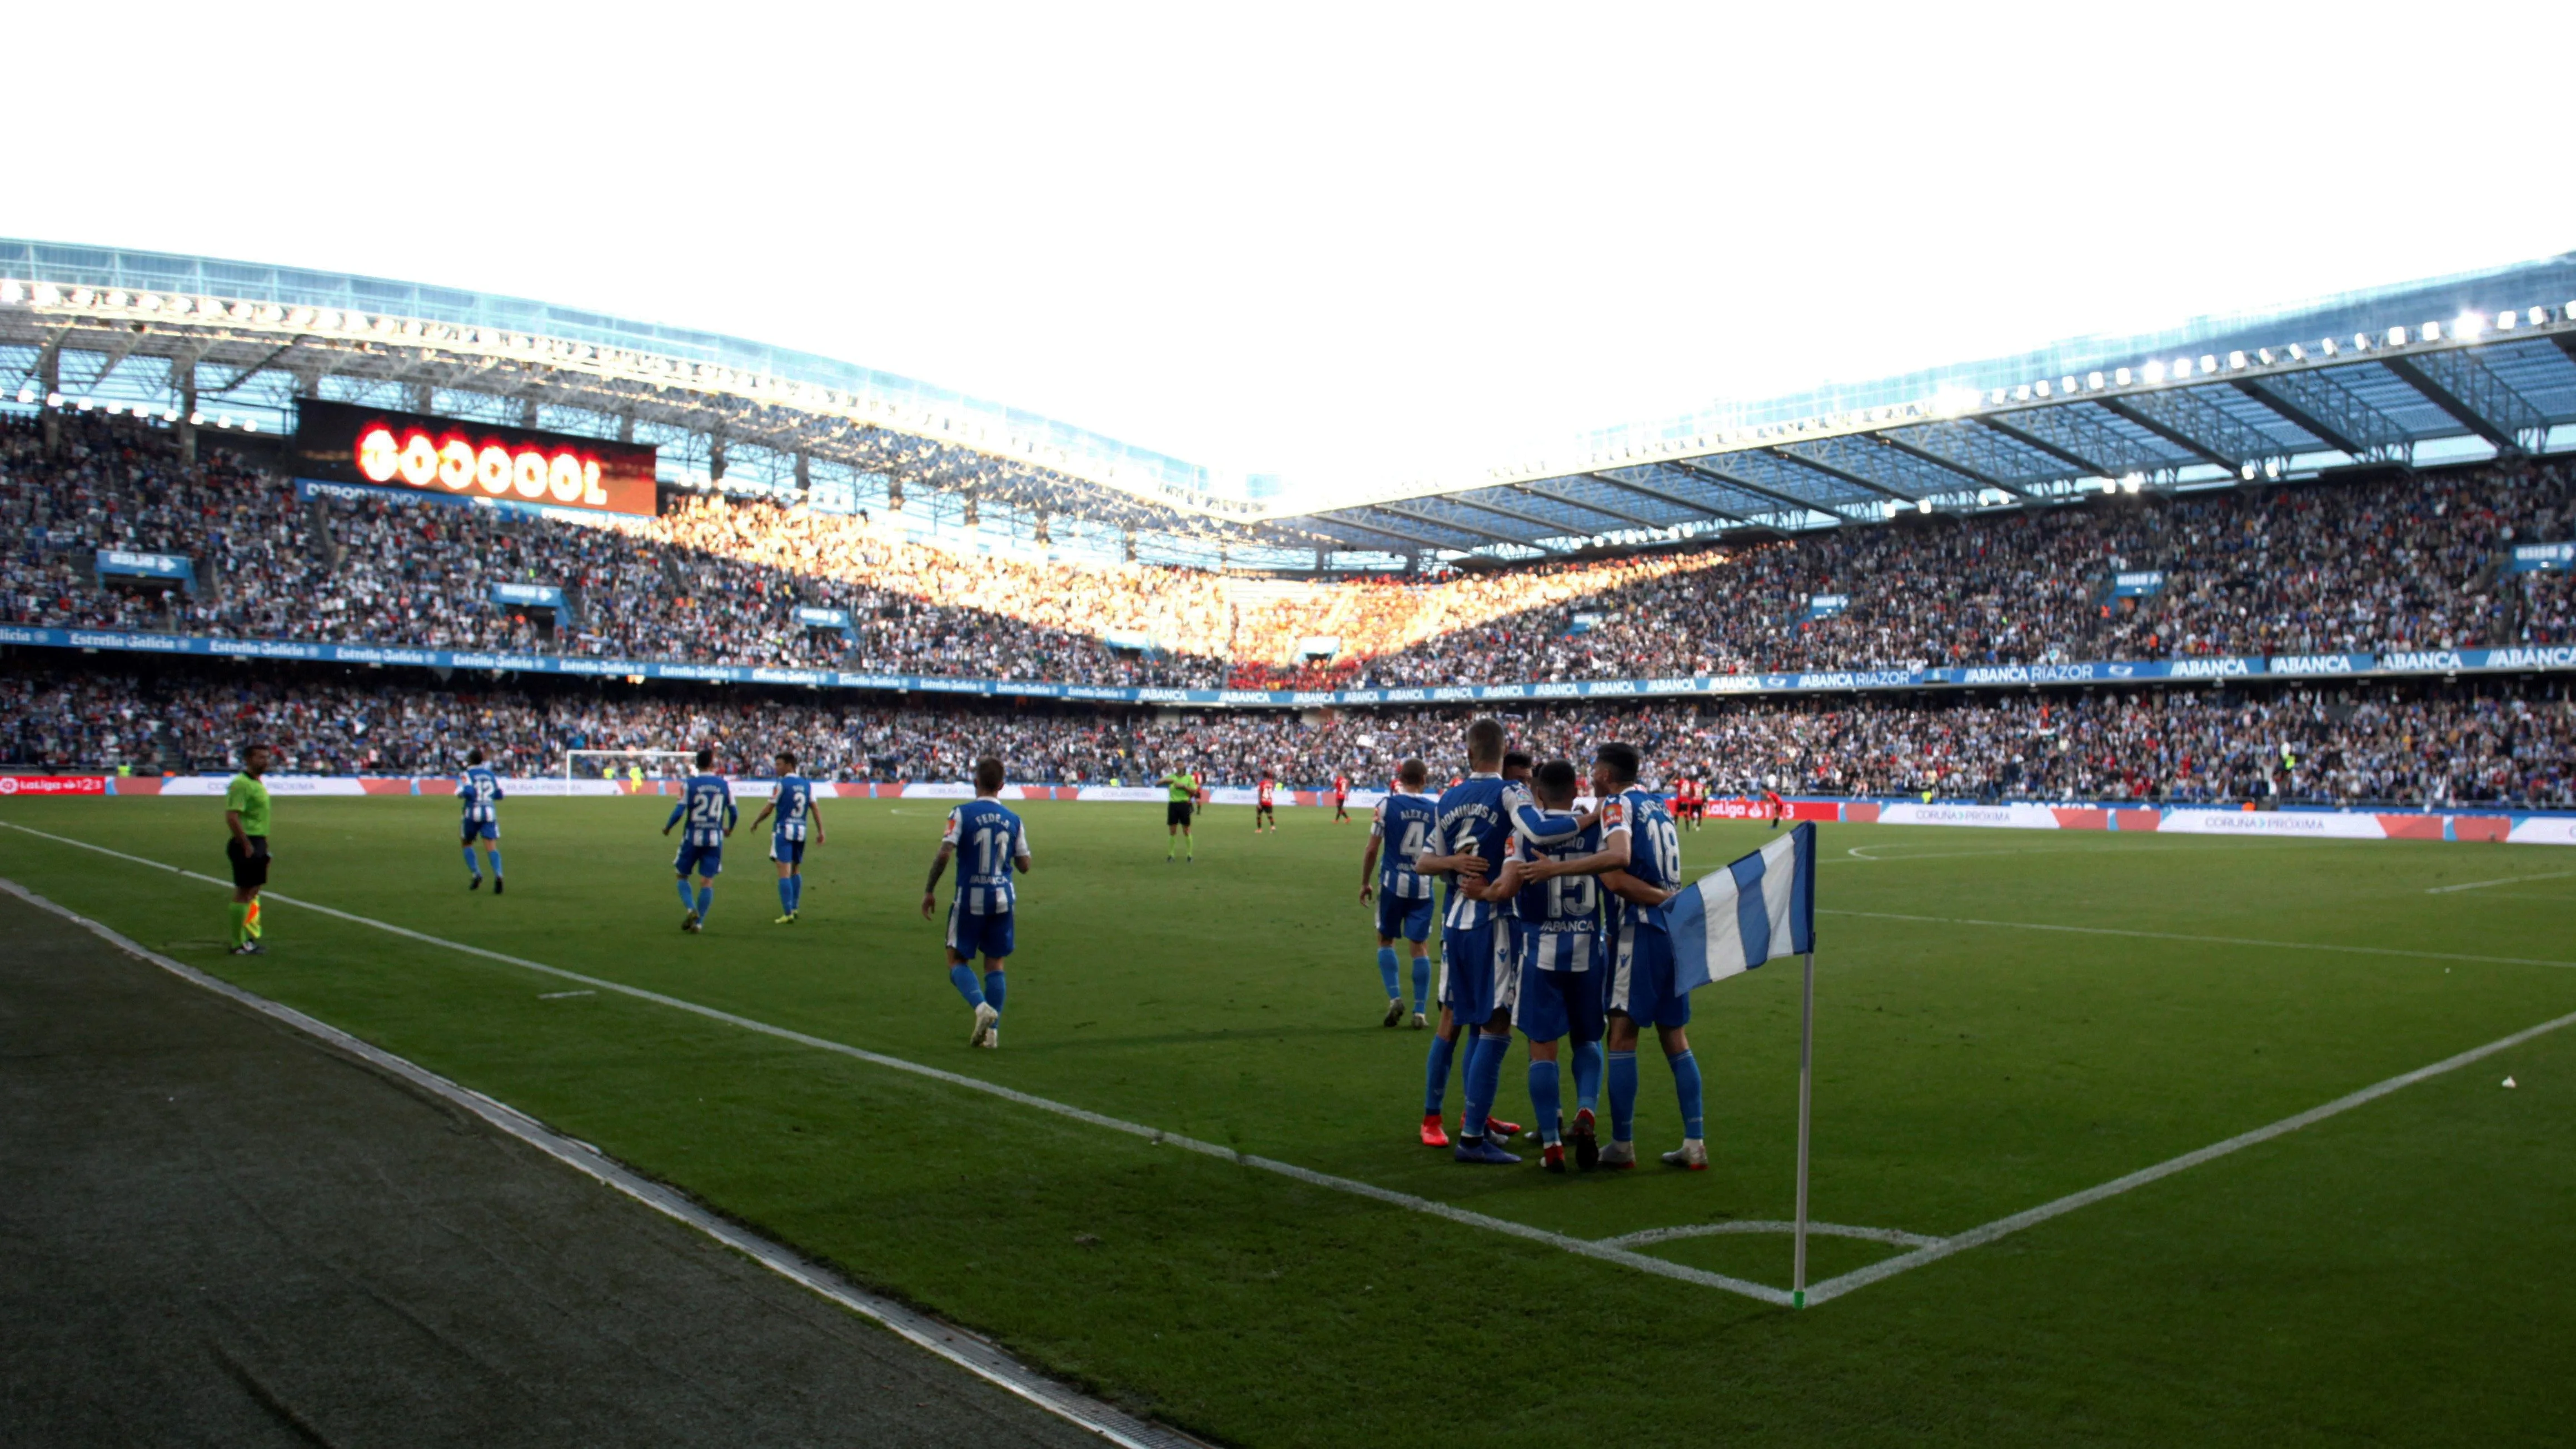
[1167,801,1193,827]
[226,835,270,890]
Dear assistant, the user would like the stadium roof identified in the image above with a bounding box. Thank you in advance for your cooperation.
[7,238,2576,569]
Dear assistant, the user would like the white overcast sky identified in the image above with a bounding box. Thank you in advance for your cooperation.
[9,2,2574,492]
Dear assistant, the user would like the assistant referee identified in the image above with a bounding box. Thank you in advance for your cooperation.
[225,742,272,955]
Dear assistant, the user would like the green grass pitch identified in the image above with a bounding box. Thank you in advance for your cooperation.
[4,795,2574,1446]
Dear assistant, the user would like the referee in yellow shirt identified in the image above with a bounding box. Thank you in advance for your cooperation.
[225,744,273,955]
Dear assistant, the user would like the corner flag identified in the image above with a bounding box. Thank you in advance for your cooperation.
[1667,821,1816,993]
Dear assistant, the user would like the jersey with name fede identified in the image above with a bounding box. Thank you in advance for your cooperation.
[1599,786,1682,934]
[457,765,504,823]
[1510,813,1605,970]
[1426,774,1528,930]
[771,775,815,840]
[1370,791,1439,900]
[667,774,736,847]
[944,797,1029,914]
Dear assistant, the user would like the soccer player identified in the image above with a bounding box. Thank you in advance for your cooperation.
[1413,718,1531,1164]
[1764,784,1788,830]
[1359,758,1438,1028]
[1675,773,1701,832]
[459,749,505,893]
[921,757,1031,1048]
[1519,742,1701,1170]
[223,742,272,955]
[746,751,825,923]
[1333,773,1352,823]
[1160,764,1199,862]
[1255,773,1278,833]
[660,747,735,933]
[1488,759,1609,1172]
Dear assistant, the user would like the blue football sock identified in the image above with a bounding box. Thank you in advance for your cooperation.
[948,963,986,1007]
[789,874,803,912]
[1573,1040,1605,1113]
[1422,1031,1459,1116]
[676,877,695,910]
[1607,1049,1640,1142]
[983,969,1007,1015]
[1462,1032,1507,1139]
[1528,1058,1562,1144]
[1411,955,1431,1013]
[1670,1049,1705,1139]
[464,847,480,877]
[486,848,502,876]
[1376,947,1401,999]
[694,884,712,919]
[779,877,795,913]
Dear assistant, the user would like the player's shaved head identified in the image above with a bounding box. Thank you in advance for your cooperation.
[467,748,484,765]
[1533,759,1579,806]
[695,746,714,771]
[974,757,1005,794]
[1595,742,1641,785]
[1398,758,1427,788]
[1463,717,1505,769]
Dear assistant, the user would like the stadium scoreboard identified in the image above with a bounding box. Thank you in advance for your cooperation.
[291,399,659,516]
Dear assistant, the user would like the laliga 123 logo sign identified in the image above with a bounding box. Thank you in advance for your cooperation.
[357,424,611,506]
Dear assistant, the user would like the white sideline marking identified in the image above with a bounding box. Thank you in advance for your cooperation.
[0,821,1798,1307]
[0,876,1204,1449]
[1798,999,2576,1305]
[2426,870,2576,895]
[537,989,597,999]
[1824,908,2576,970]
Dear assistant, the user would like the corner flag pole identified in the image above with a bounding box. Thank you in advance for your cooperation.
[1792,948,1815,1308]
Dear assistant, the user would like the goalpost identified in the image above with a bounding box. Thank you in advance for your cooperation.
[565,748,702,783]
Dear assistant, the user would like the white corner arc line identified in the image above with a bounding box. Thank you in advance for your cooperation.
[2426,870,2576,895]
[0,875,1205,1449]
[1797,1000,2576,1306]
[1600,1222,1945,1251]
[0,821,1796,1308]
[1822,907,2576,970]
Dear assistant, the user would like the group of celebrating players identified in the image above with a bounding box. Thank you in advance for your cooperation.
[1366,719,1707,1174]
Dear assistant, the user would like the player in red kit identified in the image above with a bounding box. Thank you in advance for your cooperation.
[1255,774,1278,833]
[1333,773,1352,822]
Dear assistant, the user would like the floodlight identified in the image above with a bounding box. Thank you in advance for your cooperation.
[243,419,258,433]
[2453,312,2485,340]
[2099,478,2118,494]
[2173,357,2194,379]
[2087,371,2105,390]
[2120,472,2145,493]
[188,412,203,425]
[2532,307,2549,326]
[1915,497,1932,514]
[13,386,29,405]
[2228,351,2247,370]
[0,280,20,304]
[2264,458,2281,479]
[2257,348,2275,365]
[2115,367,2132,385]
[2318,338,2336,356]
[2034,380,2052,399]
[2419,322,2441,342]
[2240,462,2258,480]
[77,396,94,410]
[162,409,178,422]
[2386,327,2408,347]
[33,284,59,306]
[46,392,63,407]
[2142,360,2166,384]
[2200,355,2219,375]
[2495,310,2516,331]
[2061,376,2078,394]
[2014,384,2032,401]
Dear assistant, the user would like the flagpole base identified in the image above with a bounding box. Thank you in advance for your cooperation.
[1792,1289,1805,1309]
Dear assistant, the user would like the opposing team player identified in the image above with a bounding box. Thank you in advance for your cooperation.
[1359,758,1438,1028]
[1333,773,1352,823]
[1518,742,1700,1169]
[1673,773,1701,831]
[1160,764,1199,862]
[922,757,1031,1048]
[459,749,506,893]
[1764,784,1788,830]
[746,751,825,923]
[1255,771,1279,833]
[1488,758,1608,1172]
[1412,718,1532,1164]
[660,747,735,933]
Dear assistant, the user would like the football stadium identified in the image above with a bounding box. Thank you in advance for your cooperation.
[7,39,2576,1447]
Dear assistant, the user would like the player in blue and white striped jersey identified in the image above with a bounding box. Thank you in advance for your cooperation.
[1359,758,1439,1029]
[458,749,506,894]
[659,747,736,934]
[1487,759,1610,1173]
[1514,741,1700,1171]
[746,751,826,925]
[921,758,1032,1049]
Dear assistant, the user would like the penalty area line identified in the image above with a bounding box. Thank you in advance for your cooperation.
[0,874,1206,1449]
[1799,997,2576,1306]
[1822,907,2576,970]
[0,821,1799,1308]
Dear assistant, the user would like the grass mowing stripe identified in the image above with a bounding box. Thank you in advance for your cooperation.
[1822,907,2576,970]
[0,875,1203,1449]
[0,819,1802,1308]
[1800,999,2576,1306]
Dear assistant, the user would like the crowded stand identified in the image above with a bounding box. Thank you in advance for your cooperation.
[6,414,2571,690]
[6,659,2569,810]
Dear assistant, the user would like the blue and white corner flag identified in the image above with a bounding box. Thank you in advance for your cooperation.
[1668,821,1817,993]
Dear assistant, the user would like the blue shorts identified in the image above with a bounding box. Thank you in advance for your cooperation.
[1376,891,1432,943]
[1516,964,1606,1043]
[673,841,723,878]
[1606,922,1690,1029]
[770,834,805,866]
[461,820,498,843]
[1437,920,1512,1024]
[946,901,1015,960]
